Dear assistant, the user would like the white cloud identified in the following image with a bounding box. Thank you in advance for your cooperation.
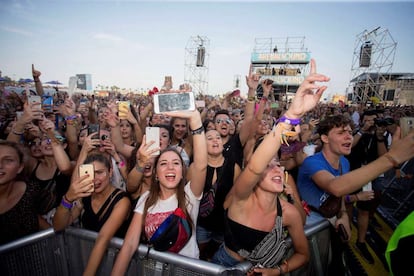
[92,33,124,42]
[0,26,33,37]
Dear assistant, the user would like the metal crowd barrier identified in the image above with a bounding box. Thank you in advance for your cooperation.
[0,220,330,276]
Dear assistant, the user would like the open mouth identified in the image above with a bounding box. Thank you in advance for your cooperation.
[165,173,176,181]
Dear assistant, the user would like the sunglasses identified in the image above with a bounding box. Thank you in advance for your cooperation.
[28,140,42,147]
[215,119,232,124]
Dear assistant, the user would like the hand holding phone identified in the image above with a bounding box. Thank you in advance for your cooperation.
[153,92,195,114]
[88,124,100,140]
[118,101,130,119]
[28,95,42,111]
[146,127,160,156]
[79,164,95,193]
[400,117,414,138]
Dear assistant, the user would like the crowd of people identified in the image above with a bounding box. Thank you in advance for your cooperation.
[1,61,414,276]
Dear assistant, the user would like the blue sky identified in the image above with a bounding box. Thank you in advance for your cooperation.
[1,0,413,99]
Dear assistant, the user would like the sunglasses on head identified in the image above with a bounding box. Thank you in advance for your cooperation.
[215,119,231,124]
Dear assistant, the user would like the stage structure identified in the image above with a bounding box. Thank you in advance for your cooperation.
[250,37,311,102]
[184,35,209,95]
[347,27,397,103]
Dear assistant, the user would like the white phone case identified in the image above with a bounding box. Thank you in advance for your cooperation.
[153,92,195,114]
[146,127,160,156]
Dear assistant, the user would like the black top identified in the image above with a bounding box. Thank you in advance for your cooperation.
[0,182,40,245]
[30,161,70,214]
[223,133,243,168]
[224,197,283,252]
[197,156,236,232]
[81,188,131,238]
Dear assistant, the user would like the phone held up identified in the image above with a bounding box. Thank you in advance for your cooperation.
[88,124,100,140]
[400,117,414,138]
[79,164,95,193]
[28,95,42,110]
[146,127,160,156]
[153,92,195,114]
[118,101,130,120]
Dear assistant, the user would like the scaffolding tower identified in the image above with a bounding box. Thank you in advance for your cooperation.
[251,37,311,101]
[184,35,209,95]
[348,27,397,103]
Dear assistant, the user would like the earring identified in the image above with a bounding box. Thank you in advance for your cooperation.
[155,176,159,182]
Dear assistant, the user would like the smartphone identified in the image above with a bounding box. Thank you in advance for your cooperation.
[338,224,348,242]
[88,124,100,140]
[146,127,160,156]
[400,117,414,138]
[42,95,53,113]
[362,181,372,192]
[118,101,130,119]
[153,92,195,114]
[79,164,94,192]
[28,95,42,110]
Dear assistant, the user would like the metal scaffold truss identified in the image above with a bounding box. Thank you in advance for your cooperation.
[348,27,397,103]
[184,35,209,95]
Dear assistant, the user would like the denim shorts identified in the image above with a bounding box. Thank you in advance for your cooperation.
[211,243,240,267]
[196,225,224,244]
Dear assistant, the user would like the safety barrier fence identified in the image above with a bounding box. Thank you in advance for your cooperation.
[0,220,330,276]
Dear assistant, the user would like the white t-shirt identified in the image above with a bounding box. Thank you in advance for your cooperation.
[135,182,201,258]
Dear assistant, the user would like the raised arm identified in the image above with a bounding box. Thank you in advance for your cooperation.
[32,64,44,97]
[233,59,329,200]
[163,109,207,197]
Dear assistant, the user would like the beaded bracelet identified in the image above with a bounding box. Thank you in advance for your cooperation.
[65,115,78,121]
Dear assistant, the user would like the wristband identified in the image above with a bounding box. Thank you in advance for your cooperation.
[345,194,350,203]
[278,115,301,126]
[261,96,268,102]
[61,197,73,209]
[65,115,78,121]
[190,126,204,135]
[12,129,24,135]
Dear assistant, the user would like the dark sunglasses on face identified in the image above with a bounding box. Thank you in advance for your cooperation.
[215,119,231,124]
[28,140,41,147]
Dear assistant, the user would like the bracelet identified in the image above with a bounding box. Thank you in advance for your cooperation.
[61,197,73,209]
[384,153,399,168]
[64,194,74,203]
[65,115,78,121]
[135,164,145,173]
[190,126,204,135]
[12,128,24,135]
[345,194,351,203]
[261,96,268,102]
[247,96,256,103]
[278,115,301,126]
[355,193,360,201]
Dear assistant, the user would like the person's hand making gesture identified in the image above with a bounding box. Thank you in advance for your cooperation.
[286,59,330,119]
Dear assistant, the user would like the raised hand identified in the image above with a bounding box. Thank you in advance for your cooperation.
[246,64,260,91]
[286,59,330,119]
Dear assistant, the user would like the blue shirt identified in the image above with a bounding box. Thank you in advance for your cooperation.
[297,152,350,209]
